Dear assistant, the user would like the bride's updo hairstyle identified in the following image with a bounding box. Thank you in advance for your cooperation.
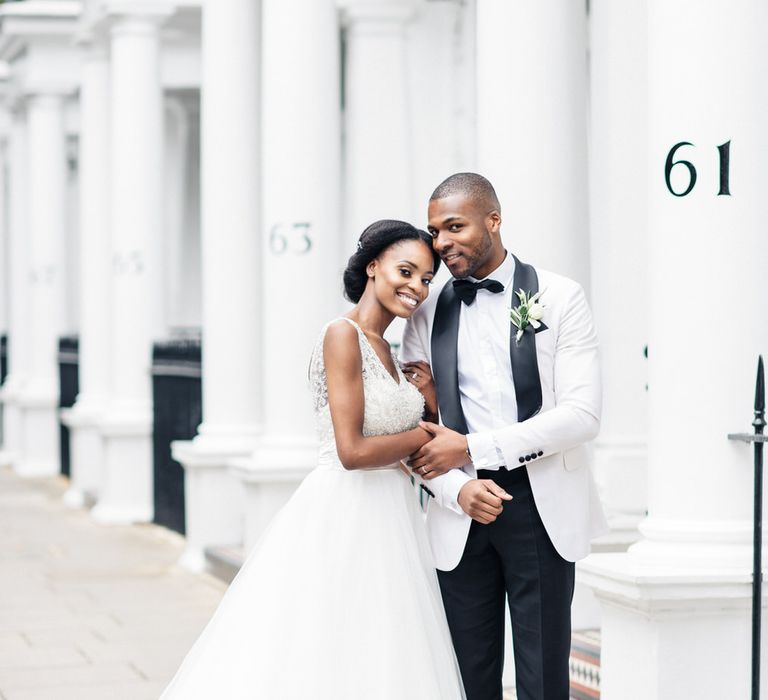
[343,219,440,303]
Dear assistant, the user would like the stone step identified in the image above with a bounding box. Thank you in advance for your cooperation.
[205,547,601,699]
[203,544,243,584]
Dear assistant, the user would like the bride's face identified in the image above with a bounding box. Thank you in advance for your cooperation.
[367,239,435,318]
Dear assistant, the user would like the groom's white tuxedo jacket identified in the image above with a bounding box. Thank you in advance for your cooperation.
[401,254,608,572]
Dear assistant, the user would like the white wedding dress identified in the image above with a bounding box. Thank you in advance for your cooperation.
[160,318,465,699]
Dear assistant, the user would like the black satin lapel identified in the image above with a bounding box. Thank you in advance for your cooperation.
[510,255,544,421]
[431,283,469,434]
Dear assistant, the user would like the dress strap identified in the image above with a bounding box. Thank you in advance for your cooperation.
[332,317,363,333]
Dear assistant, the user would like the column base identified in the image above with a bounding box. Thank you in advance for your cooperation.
[0,374,26,465]
[62,487,94,509]
[580,549,761,700]
[171,433,253,572]
[15,381,59,477]
[60,398,107,507]
[230,434,317,553]
[91,502,153,525]
[93,406,153,524]
[592,436,648,548]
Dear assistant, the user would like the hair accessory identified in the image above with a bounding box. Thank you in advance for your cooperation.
[357,240,364,251]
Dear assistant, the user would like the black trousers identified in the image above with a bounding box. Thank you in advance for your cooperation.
[437,467,575,700]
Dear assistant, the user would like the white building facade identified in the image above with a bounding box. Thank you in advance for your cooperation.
[0,0,765,697]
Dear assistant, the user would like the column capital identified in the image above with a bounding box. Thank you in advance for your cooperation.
[103,1,175,35]
[73,25,110,56]
[338,0,419,28]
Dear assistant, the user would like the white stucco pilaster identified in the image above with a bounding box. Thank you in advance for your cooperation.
[581,2,768,697]
[170,0,261,569]
[93,6,171,524]
[61,35,111,508]
[475,0,590,289]
[232,0,343,553]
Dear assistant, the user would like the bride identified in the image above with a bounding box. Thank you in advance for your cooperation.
[160,219,466,699]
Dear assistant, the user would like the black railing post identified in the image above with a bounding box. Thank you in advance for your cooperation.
[729,355,767,700]
[58,336,79,477]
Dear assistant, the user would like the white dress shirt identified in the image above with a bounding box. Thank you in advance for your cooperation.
[460,251,517,471]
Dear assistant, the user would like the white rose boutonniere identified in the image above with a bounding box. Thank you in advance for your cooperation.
[510,288,546,344]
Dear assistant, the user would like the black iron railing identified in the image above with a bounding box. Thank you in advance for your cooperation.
[151,334,202,535]
[0,334,7,385]
[728,356,766,700]
[58,336,79,478]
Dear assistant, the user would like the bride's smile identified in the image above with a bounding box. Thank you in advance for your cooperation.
[364,239,435,320]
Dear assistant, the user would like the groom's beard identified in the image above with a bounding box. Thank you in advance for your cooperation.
[446,227,494,280]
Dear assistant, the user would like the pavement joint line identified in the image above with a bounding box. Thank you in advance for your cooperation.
[74,646,92,664]
[129,661,149,681]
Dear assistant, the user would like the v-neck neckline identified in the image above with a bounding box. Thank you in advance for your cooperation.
[343,318,401,386]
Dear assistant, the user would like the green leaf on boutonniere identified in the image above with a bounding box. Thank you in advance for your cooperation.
[510,288,547,344]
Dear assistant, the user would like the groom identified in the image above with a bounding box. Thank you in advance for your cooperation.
[402,173,607,700]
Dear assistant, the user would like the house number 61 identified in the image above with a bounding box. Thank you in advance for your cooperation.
[664,140,731,197]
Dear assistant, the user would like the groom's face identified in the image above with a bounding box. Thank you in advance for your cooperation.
[427,194,501,280]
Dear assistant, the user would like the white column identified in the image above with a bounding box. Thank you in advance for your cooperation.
[14,93,68,477]
[0,114,9,452]
[0,137,7,342]
[476,0,590,288]
[587,0,649,548]
[93,10,169,524]
[581,2,768,697]
[231,0,342,552]
[171,0,261,569]
[61,39,111,509]
[340,0,415,248]
[0,105,27,469]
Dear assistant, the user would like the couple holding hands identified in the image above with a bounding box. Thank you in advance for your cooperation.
[161,172,607,700]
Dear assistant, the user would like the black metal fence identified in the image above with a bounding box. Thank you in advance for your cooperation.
[0,334,7,384]
[152,335,202,535]
[58,336,79,477]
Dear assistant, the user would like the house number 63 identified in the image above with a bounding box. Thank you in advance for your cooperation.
[269,223,313,255]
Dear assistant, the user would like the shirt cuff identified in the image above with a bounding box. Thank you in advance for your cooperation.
[466,431,505,470]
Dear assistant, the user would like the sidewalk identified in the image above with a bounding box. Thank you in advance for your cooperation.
[0,467,225,700]
[0,467,523,700]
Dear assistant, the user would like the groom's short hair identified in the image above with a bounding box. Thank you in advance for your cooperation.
[430,172,501,214]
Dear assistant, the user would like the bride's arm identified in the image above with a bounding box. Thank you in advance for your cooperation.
[324,320,431,470]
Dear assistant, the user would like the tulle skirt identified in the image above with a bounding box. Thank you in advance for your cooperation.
[159,465,465,699]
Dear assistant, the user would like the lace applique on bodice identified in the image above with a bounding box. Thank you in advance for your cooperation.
[309,318,425,467]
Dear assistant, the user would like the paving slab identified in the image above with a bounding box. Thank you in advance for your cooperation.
[0,467,225,700]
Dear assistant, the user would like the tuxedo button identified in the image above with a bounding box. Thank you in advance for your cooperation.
[531,453,537,460]
[518,457,525,464]
[524,455,531,462]
[537,451,543,457]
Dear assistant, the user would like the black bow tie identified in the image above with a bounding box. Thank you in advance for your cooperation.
[452,278,505,306]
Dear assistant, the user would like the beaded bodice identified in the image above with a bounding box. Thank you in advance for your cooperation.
[309,318,425,469]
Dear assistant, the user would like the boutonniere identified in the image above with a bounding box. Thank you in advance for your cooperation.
[510,289,546,343]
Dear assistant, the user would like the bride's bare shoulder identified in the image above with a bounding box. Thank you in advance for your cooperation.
[323,319,362,365]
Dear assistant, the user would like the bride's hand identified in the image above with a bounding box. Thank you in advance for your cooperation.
[403,360,438,420]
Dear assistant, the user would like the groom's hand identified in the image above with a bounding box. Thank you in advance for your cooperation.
[409,422,468,480]
[458,480,513,525]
